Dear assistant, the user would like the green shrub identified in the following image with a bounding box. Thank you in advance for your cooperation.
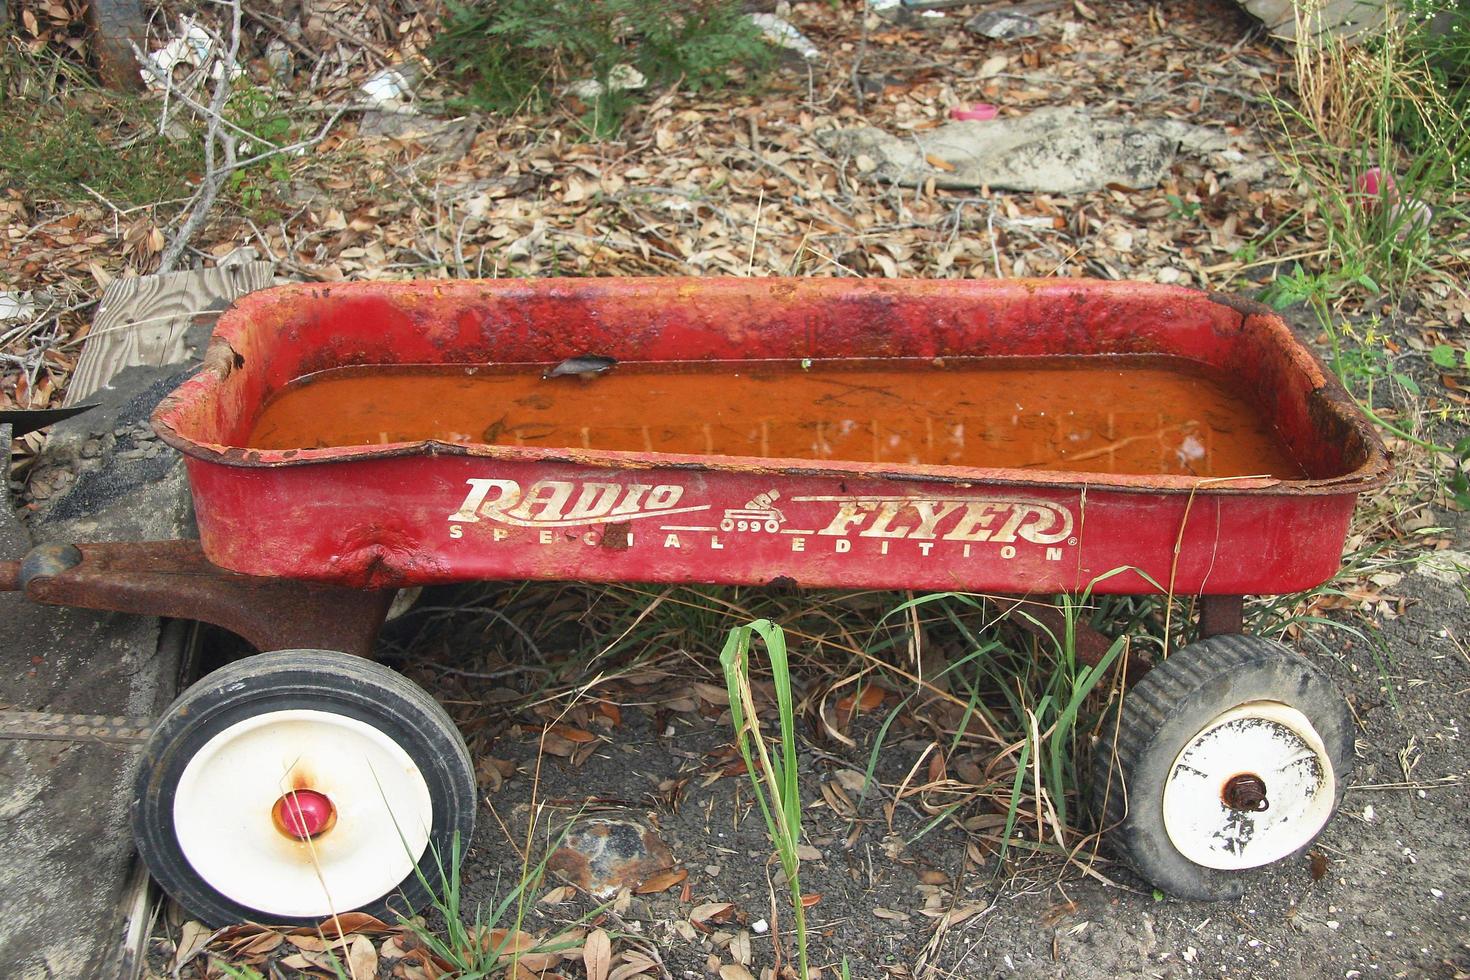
[432,0,772,126]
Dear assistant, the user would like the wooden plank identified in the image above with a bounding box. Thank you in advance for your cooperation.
[66,262,274,406]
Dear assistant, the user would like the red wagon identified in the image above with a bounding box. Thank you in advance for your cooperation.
[3,277,1389,923]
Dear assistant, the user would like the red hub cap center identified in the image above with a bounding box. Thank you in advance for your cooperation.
[273,789,335,839]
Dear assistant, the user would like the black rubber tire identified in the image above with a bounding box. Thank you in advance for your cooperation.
[1092,634,1353,901]
[131,650,475,927]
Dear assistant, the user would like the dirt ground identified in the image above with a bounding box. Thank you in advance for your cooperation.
[388,525,1469,980]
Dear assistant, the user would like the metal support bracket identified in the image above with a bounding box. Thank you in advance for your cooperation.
[1199,595,1245,638]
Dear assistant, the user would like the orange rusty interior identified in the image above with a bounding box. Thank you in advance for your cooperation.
[153,278,1386,490]
[245,357,1308,479]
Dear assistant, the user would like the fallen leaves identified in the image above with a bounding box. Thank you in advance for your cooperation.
[634,866,689,895]
[583,928,613,980]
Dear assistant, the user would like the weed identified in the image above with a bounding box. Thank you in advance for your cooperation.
[1266,2,1469,301]
[222,81,297,219]
[720,619,810,979]
[432,0,772,129]
[0,43,299,223]
[400,830,593,975]
[1165,193,1202,221]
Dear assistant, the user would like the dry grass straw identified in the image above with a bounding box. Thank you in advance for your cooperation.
[1289,3,1441,149]
[1273,0,1469,294]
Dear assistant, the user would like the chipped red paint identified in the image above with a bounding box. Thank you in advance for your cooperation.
[151,278,1388,595]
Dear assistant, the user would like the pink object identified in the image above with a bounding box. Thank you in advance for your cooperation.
[1356,167,1398,209]
[949,103,998,122]
[273,790,334,839]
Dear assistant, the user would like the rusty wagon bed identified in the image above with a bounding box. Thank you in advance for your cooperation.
[151,277,1387,595]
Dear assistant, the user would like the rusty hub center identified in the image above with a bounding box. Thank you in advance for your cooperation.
[1222,773,1269,812]
[272,789,336,840]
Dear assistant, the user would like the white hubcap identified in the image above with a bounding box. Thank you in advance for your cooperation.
[1161,700,1335,871]
[174,709,434,918]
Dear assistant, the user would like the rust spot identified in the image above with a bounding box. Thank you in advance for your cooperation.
[1222,772,1269,812]
[767,575,798,590]
[545,818,676,898]
[601,520,633,550]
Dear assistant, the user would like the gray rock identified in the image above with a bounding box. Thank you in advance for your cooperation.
[1237,0,1385,43]
[966,10,1042,39]
[816,107,1181,193]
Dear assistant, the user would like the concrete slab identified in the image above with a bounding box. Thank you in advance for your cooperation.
[0,365,198,979]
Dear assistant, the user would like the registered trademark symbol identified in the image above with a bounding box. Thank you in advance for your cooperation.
[1068,537,1078,546]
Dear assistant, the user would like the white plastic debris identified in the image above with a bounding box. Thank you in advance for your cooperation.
[0,292,36,322]
[140,17,243,91]
[748,13,821,60]
[361,66,418,109]
[751,919,769,935]
[564,64,648,101]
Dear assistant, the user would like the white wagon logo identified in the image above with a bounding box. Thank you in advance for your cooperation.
[719,490,786,534]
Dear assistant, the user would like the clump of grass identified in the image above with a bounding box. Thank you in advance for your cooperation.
[399,831,590,975]
[1265,1,1469,304]
[0,44,204,207]
[1257,2,1470,505]
[431,0,773,134]
[720,619,809,978]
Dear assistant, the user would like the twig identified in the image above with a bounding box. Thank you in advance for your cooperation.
[850,0,870,113]
[150,1,243,273]
[127,3,348,273]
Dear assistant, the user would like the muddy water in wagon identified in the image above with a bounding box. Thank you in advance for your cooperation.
[245,356,1307,479]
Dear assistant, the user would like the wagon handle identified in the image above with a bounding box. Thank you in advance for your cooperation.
[3,540,394,658]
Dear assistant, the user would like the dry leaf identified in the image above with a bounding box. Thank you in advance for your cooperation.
[549,723,599,743]
[835,685,885,714]
[540,885,575,905]
[583,928,612,980]
[635,867,688,895]
[347,934,378,979]
[173,921,212,971]
[539,732,578,757]
[691,902,736,927]
[610,951,659,980]
[314,911,393,937]
[720,965,757,980]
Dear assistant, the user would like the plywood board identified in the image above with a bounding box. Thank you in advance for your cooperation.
[66,262,274,406]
